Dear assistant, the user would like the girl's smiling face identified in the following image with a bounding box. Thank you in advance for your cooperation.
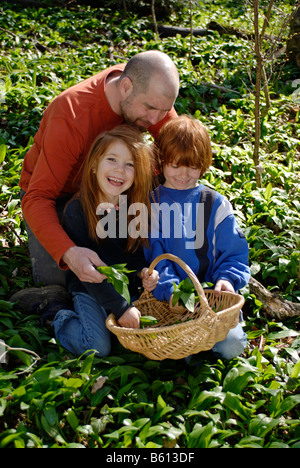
[95,139,135,204]
[163,163,201,190]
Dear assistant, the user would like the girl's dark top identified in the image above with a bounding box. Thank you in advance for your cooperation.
[62,197,147,319]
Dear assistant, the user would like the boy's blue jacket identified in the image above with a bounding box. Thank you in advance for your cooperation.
[144,184,250,301]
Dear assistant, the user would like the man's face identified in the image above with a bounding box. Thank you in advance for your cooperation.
[120,80,176,131]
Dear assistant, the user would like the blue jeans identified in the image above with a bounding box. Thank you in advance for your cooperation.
[211,322,247,360]
[20,190,69,286]
[185,311,247,362]
[53,292,111,357]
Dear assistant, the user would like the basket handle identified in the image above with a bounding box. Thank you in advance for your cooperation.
[148,253,211,311]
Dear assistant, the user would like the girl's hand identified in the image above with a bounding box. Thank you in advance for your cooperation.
[214,279,235,297]
[118,306,141,328]
[141,268,160,292]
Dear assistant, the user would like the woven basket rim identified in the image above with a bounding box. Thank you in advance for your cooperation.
[105,254,245,359]
[106,289,245,336]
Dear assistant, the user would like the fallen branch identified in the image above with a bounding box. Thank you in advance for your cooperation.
[0,341,40,374]
[157,24,211,37]
[200,81,240,95]
[4,0,56,6]
[156,22,254,39]
[249,276,300,321]
[207,20,254,40]
[155,21,280,42]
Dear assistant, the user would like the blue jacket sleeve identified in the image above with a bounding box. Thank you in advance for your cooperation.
[211,214,250,291]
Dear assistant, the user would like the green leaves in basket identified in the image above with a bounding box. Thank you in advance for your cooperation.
[172,278,213,313]
[140,315,158,329]
[172,279,197,313]
[96,264,135,305]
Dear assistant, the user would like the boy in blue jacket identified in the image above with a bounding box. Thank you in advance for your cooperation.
[144,115,250,360]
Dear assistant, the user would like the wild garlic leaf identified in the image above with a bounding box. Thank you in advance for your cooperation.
[140,316,158,328]
[97,264,135,304]
[172,279,199,312]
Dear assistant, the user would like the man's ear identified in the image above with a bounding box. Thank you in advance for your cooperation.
[119,76,133,99]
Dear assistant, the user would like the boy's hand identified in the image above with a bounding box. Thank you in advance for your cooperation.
[118,306,141,328]
[214,279,235,297]
[140,268,160,292]
[169,294,186,314]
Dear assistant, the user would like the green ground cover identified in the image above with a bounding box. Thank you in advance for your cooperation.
[0,0,299,448]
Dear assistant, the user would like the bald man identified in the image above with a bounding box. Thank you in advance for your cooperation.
[19,51,179,286]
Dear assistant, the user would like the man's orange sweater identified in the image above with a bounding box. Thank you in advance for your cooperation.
[19,64,177,268]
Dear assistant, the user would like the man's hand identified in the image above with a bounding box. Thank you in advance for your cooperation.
[62,246,107,283]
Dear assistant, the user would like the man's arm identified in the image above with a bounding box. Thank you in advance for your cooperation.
[22,118,107,282]
[21,115,83,264]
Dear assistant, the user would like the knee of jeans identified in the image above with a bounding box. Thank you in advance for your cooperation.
[89,337,111,358]
[76,316,112,357]
[212,325,247,360]
[53,309,111,357]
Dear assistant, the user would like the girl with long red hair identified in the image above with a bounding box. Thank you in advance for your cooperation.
[52,125,159,357]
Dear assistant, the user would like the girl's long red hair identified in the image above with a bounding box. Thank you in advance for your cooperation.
[80,125,153,252]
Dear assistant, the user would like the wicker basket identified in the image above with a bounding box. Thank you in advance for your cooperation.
[105,253,245,360]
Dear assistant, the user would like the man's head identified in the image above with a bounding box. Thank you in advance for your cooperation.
[118,51,179,131]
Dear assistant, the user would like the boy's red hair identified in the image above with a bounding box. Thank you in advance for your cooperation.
[155,115,212,177]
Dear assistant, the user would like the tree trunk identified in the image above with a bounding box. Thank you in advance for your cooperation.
[151,0,158,36]
[249,277,300,320]
[287,5,300,68]
[253,0,263,188]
